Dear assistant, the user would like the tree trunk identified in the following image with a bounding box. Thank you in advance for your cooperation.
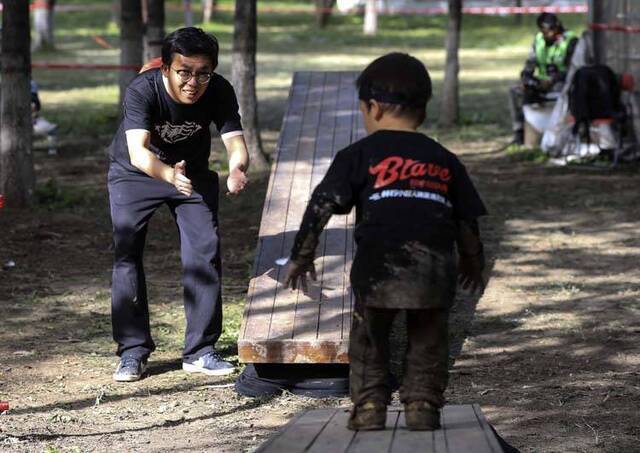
[119,0,144,109]
[144,0,165,61]
[112,0,121,28]
[315,0,335,29]
[363,0,378,35]
[588,0,606,64]
[32,0,56,51]
[439,0,462,127]
[184,0,194,27]
[0,1,35,208]
[232,0,269,171]
[202,0,216,23]
[514,0,523,25]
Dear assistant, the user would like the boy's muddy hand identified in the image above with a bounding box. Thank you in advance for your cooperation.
[457,255,485,295]
[285,261,317,292]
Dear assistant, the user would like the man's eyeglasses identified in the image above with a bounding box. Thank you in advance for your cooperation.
[171,68,212,84]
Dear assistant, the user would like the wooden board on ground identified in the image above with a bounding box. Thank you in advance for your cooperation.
[256,404,504,453]
[238,71,364,363]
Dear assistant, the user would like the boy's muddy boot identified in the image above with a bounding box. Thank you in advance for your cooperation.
[347,401,387,431]
[405,401,441,430]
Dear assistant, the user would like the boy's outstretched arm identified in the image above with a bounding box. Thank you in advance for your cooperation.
[456,218,486,295]
[285,198,339,291]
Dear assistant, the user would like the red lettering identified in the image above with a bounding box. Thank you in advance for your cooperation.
[370,156,452,189]
[400,159,417,180]
[427,163,441,177]
[369,156,403,189]
[411,163,426,177]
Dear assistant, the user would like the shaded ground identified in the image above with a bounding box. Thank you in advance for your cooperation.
[1,133,638,452]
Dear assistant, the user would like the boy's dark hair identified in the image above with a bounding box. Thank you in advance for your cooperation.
[161,27,219,69]
[356,52,431,125]
[537,12,563,32]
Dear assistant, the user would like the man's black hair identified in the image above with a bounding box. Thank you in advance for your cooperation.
[356,52,432,124]
[537,13,563,32]
[161,27,219,69]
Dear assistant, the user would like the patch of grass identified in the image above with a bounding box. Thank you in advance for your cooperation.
[219,296,245,355]
[505,144,548,163]
[35,179,94,210]
[43,447,62,453]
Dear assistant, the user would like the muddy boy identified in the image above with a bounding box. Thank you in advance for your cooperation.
[285,52,487,430]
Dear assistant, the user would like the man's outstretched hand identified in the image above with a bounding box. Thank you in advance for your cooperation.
[227,167,248,195]
[458,254,485,295]
[285,261,317,292]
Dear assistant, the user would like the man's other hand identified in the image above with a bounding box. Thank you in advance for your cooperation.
[457,255,485,295]
[173,160,193,196]
[539,79,554,91]
[227,167,248,195]
[285,261,317,292]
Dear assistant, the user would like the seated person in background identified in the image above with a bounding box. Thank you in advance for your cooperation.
[31,80,58,155]
[509,13,579,144]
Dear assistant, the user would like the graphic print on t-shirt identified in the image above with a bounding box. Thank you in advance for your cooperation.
[155,121,203,144]
[368,155,452,207]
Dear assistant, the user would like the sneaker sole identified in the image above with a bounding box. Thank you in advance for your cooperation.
[182,363,235,376]
[112,363,147,382]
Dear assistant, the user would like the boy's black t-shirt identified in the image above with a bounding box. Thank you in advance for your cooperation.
[291,130,487,308]
[108,68,242,175]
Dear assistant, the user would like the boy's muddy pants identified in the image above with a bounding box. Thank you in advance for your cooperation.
[348,298,449,408]
[108,167,223,363]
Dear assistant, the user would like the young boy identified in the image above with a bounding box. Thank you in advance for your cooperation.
[285,53,487,431]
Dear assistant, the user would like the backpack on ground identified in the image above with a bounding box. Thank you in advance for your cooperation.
[568,64,625,141]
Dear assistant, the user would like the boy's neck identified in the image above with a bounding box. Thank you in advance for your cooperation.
[371,116,418,133]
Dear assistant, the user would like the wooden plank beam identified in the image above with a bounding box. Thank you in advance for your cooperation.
[240,72,311,346]
[256,405,504,452]
[239,71,363,364]
[255,408,338,453]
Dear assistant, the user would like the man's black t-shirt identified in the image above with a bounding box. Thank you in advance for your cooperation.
[291,130,487,308]
[108,68,242,175]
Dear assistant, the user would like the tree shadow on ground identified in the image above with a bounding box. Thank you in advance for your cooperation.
[6,394,276,440]
[442,144,640,451]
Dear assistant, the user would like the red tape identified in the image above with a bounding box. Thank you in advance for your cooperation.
[1,3,589,15]
[589,22,640,34]
[31,62,142,71]
[248,5,588,15]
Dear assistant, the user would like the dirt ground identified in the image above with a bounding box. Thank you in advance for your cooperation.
[1,135,639,453]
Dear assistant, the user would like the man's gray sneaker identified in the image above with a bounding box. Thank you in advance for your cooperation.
[113,356,147,382]
[183,351,234,376]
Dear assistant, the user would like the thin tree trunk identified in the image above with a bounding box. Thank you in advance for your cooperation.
[315,0,335,29]
[589,0,606,64]
[514,0,523,25]
[363,0,378,35]
[232,0,269,171]
[32,0,56,51]
[119,0,144,109]
[184,0,194,27]
[112,0,121,27]
[0,1,34,208]
[144,0,165,61]
[202,0,216,23]
[439,0,462,127]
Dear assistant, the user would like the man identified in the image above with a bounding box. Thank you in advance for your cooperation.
[107,27,249,382]
[509,13,578,144]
